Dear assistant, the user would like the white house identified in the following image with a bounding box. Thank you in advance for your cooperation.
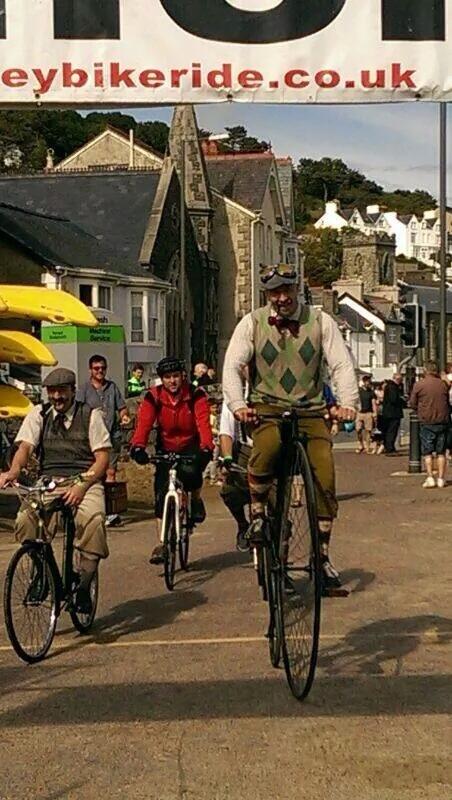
[315,200,449,266]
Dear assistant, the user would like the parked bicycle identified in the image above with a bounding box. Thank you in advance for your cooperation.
[233,410,322,702]
[3,475,99,664]
[150,453,195,591]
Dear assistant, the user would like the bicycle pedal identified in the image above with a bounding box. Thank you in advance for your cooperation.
[322,586,350,598]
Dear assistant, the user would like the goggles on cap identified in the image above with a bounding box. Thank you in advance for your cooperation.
[260,263,298,285]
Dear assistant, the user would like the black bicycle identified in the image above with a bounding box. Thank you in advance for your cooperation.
[3,476,99,664]
[253,410,322,701]
[150,453,195,591]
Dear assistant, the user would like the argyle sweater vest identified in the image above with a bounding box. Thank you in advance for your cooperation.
[249,305,325,410]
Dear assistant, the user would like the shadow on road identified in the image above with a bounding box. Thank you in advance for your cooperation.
[339,568,376,594]
[0,671,450,727]
[319,614,452,676]
[93,588,208,643]
[337,492,373,502]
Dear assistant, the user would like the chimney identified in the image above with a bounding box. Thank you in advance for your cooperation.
[200,139,220,156]
[45,148,54,172]
[326,200,340,214]
[366,204,380,215]
[129,128,135,169]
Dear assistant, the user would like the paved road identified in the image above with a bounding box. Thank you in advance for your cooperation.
[0,452,451,800]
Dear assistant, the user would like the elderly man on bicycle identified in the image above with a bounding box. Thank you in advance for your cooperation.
[130,357,213,564]
[222,264,358,592]
[0,368,111,613]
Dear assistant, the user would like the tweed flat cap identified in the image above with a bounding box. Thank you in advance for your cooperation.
[42,368,76,387]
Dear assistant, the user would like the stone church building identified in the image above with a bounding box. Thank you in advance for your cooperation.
[53,106,300,366]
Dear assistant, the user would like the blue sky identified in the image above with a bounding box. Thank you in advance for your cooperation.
[129,102,451,204]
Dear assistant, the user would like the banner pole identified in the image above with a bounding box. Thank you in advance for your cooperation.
[439,102,447,371]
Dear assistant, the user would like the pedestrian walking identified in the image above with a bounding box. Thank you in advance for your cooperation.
[127,363,146,398]
[409,361,450,488]
[355,375,377,454]
[381,373,405,455]
[77,354,130,525]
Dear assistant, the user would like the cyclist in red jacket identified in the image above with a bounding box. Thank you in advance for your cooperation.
[130,357,214,564]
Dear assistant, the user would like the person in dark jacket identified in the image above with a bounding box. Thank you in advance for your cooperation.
[381,373,405,454]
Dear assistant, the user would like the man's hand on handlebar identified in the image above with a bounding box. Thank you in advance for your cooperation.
[62,483,87,508]
[233,406,258,424]
[0,470,18,490]
[130,445,150,465]
[331,407,357,423]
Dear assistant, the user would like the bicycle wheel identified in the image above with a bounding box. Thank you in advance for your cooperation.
[163,499,177,591]
[70,571,99,633]
[3,542,59,664]
[263,544,282,668]
[278,441,322,701]
[178,497,191,571]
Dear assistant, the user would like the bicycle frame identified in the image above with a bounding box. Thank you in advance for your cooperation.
[14,478,80,607]
[160,467,183,547]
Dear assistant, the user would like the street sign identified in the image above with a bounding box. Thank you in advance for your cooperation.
[0,0,450,105]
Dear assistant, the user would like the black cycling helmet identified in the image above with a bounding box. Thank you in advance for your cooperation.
[156,356,185,377]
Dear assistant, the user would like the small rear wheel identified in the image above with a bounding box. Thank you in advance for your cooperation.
[70,571,99,633]
[163,500,177,591]
[3,542,59,663]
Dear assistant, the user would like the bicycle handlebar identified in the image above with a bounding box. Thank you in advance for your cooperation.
[149,453,196,466]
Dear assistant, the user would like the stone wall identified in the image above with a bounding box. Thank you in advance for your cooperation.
[342,230,396,293]
[169,107,212,253]
[211,193,251,366]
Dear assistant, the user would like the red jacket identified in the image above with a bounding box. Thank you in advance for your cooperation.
[131,382,214,453]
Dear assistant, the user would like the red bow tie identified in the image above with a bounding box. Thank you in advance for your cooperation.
[268,316,300,336]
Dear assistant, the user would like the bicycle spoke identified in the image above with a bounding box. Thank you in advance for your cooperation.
[4,546,58,662]
[280,442,321,701]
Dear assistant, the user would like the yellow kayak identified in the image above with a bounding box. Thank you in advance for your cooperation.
[0,286,98,327]
[0,331,57,366]
[0,386,33,418]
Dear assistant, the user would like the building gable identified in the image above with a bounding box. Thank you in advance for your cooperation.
[54,127,163,172]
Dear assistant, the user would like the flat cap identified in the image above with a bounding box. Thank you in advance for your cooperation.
[42,368,76,387]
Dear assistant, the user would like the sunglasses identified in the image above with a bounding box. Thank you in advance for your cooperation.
[92,365,106,371]
[260,264,297,284]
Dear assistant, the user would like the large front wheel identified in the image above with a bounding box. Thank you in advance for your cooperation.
[278,441,322,701]
[3,542,60,663]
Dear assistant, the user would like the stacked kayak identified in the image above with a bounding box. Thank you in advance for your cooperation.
[0,286,98,418]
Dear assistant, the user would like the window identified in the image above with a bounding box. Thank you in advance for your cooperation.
[79,284,93,306]
[131,291,144,343]
[410,233,416,244]
[147,292,159,342]
[285,246,297,265]
[98,285,112,310]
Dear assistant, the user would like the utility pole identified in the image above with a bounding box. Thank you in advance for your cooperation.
[439,102,447,371]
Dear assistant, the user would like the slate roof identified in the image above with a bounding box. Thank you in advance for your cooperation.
[0,171,161,276]
[404,283,452,314]
[205,154,273,212]
[0,202,114,269]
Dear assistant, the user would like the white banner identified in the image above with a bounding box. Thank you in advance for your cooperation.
[0,0,450,105]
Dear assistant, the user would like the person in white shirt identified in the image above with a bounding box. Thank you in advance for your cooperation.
[223,263,358,593]
[218,402,253,552]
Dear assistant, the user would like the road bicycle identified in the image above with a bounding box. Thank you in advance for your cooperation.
[3,476,99,664]
[232,410,322,702]
[150,453,195,591]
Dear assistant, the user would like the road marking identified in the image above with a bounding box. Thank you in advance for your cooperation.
[0,631,448,653]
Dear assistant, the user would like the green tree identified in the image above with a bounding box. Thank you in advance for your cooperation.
[136,121,169,154]
[300,227,343,288]
[224,125,270,153]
